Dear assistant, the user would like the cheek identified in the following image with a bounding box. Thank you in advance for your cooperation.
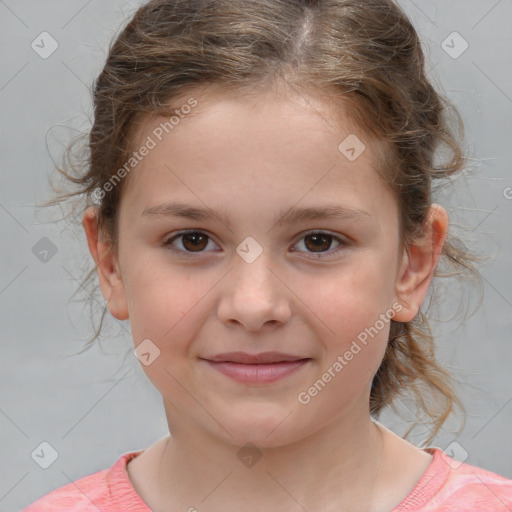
[124,266,211,401]
[298,258,394,383]
[296,267,392,412]
[304,258,396,333]
[123,259,203,346]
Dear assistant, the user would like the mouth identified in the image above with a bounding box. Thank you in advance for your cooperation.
[203,351,309,364]
[199,352,312,383]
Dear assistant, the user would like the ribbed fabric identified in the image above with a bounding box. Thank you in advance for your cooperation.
[23,451,149,512]
[22,447,512,511]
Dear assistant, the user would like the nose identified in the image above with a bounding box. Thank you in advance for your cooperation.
[216,251,292,332]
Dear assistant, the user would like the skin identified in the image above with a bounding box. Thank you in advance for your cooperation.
[83,82,448,512]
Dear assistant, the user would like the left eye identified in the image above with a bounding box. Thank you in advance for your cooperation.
[293,231,345,258]
[162,230,346,259]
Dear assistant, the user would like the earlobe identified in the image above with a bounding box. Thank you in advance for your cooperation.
[393,204,448,322]
[82,206,129,320]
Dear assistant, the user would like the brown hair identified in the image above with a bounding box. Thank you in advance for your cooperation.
[46,0,483,443]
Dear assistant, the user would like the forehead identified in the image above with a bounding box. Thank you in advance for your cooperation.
[119,85,394,223]
[131,82,384,163]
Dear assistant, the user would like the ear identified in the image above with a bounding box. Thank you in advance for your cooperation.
[393,204,448,322]
[82,206,129,320]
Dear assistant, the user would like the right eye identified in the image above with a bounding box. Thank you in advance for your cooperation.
[162,230,219,256]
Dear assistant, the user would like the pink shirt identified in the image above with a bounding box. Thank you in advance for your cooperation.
[22,447,512,511]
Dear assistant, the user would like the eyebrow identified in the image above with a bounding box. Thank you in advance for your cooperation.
[141,201,373,229]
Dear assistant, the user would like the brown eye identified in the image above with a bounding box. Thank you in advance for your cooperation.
[181,232,209,251]
[293,231,346,259]
[164,231,216,254]
[303,233,333,252]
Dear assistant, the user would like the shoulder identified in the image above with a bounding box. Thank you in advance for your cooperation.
[435,451,512,511]
[22,451,149,512]
[395,447,512,512]
[22,468,110,511]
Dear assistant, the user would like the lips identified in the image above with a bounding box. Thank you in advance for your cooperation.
[202,351,308,364]
[199,352,312,383]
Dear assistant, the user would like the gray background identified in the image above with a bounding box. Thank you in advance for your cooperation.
[1,1,511,510]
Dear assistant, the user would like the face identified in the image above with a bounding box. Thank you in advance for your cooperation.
[89,85,431,448]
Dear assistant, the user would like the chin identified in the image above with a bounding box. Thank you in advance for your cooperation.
[214,405,307,448]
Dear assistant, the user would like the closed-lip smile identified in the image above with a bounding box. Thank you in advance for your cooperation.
[199,351,311,383]
[202,351,309,364]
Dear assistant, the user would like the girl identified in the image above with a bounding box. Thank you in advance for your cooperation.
[24,0,512,510]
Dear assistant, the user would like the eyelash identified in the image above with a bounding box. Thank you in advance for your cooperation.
[162,229,349,260]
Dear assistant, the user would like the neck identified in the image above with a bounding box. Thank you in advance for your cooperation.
[153,403,385,511]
